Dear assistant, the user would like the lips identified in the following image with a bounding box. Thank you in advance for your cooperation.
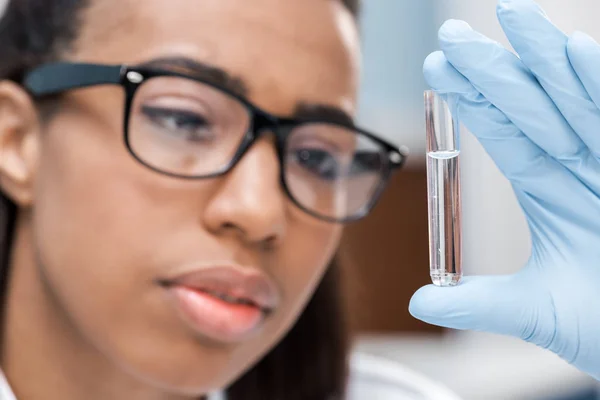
[164,265,279,311]
[160,264,280,342]
[197,289,258,307]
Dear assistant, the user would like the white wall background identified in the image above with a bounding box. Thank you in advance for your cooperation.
[356,0,437,166]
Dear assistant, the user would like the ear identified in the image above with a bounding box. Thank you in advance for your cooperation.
[0,81,41,207]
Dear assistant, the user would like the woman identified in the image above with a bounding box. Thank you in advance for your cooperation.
[0,0,407,399]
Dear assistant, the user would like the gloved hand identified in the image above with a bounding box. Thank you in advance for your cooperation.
[409,0,600,380]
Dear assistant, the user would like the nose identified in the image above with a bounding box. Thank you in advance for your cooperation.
[202,137,287,246]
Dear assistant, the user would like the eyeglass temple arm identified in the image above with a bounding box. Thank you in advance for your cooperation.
[23,63,123,96]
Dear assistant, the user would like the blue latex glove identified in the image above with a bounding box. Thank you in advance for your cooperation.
[409,0,600,380]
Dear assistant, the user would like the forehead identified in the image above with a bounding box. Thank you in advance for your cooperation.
[71,0,360,116]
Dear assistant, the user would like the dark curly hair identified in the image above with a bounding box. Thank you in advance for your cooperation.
[0,0,361,399]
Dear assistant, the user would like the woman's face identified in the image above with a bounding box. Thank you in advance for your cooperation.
[23,0,359,394]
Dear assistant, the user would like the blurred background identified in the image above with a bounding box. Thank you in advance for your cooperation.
[339,1,600,399]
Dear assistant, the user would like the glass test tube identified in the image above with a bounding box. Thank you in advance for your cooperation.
[425,90,462,287]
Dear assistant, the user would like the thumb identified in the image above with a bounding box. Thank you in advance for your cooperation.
[409,273,555,346]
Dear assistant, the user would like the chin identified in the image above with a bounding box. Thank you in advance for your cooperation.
[109,336,263,397]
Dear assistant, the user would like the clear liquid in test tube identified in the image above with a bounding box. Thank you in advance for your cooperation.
[425,90,462,287]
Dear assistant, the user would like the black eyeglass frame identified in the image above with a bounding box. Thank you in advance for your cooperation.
[23,62,409,223]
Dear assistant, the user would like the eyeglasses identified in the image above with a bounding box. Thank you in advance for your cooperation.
[23,62,408,223]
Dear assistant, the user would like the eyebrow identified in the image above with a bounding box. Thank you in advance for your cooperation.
[137,56,249,97]
[293,103,355,126]
[137,56,355,125]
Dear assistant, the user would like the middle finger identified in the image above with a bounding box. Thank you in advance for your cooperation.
[437,19,600,191]
[496,0,600,159]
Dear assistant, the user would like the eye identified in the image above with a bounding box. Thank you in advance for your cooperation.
[292,148,341,180]
[140,105,215,143]
[349,152,384,176]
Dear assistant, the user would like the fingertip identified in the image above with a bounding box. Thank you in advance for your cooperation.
[408,282,478,329]
[496,0,545,18]
[567,31,600,75]
[409,275,522,333]
[496,0,515,15]
[496,0,561,52]
[422,51,474,95]
[408,285,436,320]
[409,282,463,320]
[423,51,445,71]
[567,31,600,108]
[495,0,517,28]
[568,31,599,54]
[438,19,473,45]
[437,19,503,71]
[423,51,446,88]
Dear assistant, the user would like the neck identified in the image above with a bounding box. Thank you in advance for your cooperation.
[0,214,206,400]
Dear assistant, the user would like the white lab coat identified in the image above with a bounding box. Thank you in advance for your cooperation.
[0,371,224,400]
[0,371,16,400]
[0,353,461,400]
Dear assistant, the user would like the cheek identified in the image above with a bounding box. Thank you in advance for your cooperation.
[273,217,342,327]
[33,107,154,293]
[29,112,218,378]
[32,97,212,295]
[30,115,153,344]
